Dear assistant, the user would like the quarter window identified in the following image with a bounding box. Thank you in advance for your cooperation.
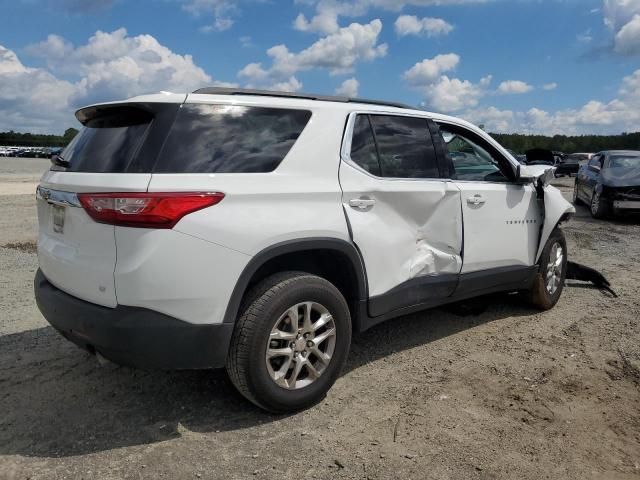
[155,104,311,173]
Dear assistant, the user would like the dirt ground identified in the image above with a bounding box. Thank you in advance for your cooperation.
[1,158,639,480]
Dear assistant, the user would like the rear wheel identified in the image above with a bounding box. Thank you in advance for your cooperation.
[226,272,351,413]
[528,228,567,310]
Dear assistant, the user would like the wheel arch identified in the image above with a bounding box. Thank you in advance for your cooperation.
[222,238,369,332]
[536,186,575,262]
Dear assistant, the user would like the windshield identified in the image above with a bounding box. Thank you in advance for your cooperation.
[609,155,640,169]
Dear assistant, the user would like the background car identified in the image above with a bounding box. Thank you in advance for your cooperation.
[555,153,584,177]
[574,150,640,218]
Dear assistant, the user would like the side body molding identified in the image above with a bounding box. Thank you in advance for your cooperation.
[536,185,575,262]
[222,237,369,325]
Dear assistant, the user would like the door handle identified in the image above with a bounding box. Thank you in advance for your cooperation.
[349,197,376,210]
[467,194,486,206]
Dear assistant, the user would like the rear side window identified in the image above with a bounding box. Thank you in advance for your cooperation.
[154,104,311,173]
[62,107,152,173]
[348,114,440,179]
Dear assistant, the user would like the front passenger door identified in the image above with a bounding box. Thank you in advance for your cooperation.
[437,124,541,274]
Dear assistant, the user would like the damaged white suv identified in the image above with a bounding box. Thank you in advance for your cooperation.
[34,88,575,412]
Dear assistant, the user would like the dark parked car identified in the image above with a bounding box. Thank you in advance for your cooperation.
[574,150,640,218]
[555,153,586,177]
[525,148,556,166]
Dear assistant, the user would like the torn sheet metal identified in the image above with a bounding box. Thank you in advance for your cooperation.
[536,180,576,262]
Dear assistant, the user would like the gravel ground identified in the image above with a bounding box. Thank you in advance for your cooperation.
[1,161,639,480]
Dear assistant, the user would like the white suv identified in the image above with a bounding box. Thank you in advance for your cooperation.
[34,88,574,412]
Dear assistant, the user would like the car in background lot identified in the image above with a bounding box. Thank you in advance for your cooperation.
[555,153,585,177]
[574,150,640,218]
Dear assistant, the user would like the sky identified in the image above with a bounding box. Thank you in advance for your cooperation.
[1,0,639,135]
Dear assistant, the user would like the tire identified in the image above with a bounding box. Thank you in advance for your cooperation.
[590,190,609,219]
[528,228,568,311]
[226,271,352,413]
[572,181,582,205]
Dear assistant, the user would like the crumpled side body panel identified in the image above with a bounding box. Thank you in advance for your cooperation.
[537,185,576,261]
[340,163,462,297]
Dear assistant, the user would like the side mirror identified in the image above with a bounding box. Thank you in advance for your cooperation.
[514,164,535,185]
[588,164,601,173]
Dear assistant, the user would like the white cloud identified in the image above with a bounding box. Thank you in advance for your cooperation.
[614,14,640,54]
[543,82,558,91]
[2,29,236,132]
[268,77,304,92]
[422,75,492,112]
[294,0,491,32]
[394,15,454,37]
[0,45,75,133]
[460,68,640,135]
[180,0,236,32]
[239,19,387,88]
[497,80,533,95]
[603,0,640,55]
[27,28,213,107]
[403,53,460,85]
[403,54,490,112]
[335,77,360,97]
[294,11,339,34]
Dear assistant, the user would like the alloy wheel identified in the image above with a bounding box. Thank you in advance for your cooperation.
[545,242,564,295]
[265,302,337,390]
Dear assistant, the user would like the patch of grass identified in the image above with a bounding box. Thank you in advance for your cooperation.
[2,241,37,254]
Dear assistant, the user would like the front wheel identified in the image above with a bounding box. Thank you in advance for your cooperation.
[528,228,568,310]
[572,182,581,205]
[590,190,609,219]
[226,272,352,413]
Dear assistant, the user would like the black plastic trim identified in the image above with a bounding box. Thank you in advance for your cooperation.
[222,238,369,326]
[192,87,415,110]
[35,270,233,369]
[369,273,458,318]
[360,265,537,331]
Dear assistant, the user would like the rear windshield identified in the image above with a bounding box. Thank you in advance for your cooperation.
[154,104,312,173]
[61,107,152,173]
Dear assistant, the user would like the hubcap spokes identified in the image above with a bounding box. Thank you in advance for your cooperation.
[266,302,336,390]
[545,242,564,295]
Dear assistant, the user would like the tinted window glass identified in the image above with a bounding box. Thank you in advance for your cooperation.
[609,155,640,169]
[350,115,381,176]
[369,115,439,179]
[154,104,311,173]
[62,107,152,173]
[439,126,506,182]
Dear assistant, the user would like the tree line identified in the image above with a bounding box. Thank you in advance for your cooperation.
[489,132,640,154]
[0,128,79,147]
[2,128,639,154]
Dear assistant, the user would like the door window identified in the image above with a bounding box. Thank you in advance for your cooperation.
[438,126,507,182]
[348,114,440,179]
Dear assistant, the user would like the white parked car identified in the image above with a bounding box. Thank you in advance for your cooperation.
[34,89,575,412]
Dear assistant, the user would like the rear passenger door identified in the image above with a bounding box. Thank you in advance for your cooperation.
[339,113,463,318]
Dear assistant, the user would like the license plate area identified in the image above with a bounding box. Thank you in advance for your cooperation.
[52,204,66,234]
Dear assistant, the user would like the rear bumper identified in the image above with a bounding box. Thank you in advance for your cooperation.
[34,269,233,369]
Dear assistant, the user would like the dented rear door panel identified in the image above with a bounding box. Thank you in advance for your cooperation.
[339,161,463,298]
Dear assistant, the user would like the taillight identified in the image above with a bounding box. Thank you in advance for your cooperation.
[77,192,224,228]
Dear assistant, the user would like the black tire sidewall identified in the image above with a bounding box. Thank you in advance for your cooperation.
[537,229,568,307]
[244,276,351,412]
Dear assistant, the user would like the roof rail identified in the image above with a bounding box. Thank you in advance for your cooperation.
[191,87,415,110]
